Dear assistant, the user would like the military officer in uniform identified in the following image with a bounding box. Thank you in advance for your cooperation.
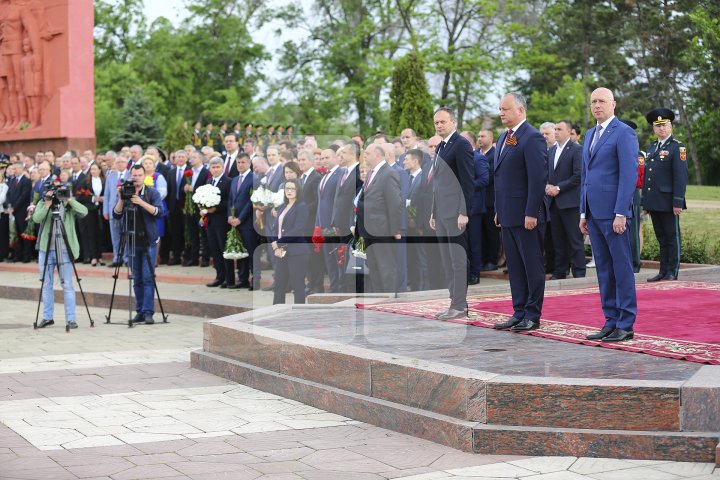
[641,108,688,282]
[201,122,215,150]
[190,121,202,149]
[620,119,646,273]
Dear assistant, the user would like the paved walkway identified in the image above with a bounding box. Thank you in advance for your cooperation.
[0,268,717,479]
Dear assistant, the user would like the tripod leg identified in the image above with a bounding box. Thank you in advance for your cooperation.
[105,230,126,324]
[56,217,93,328]
[34,219,55,330]
[144,248,168,323]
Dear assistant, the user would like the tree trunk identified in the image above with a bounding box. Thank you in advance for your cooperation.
[671,81,702,185]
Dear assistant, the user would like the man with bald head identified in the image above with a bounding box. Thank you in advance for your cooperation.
[580,87,639,342]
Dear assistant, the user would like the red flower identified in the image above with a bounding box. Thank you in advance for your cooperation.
[316,167,328,175]
[311,226,325,253]
[336,244,347,266]
[183,169,193,178]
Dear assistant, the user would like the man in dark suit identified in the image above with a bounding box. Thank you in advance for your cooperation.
[492,92,548,332]
[357,144,403,293]
[546,120,585,279]
[316,148,345,293]
[182,151,208,266]
[581,87,639,343]
[403,149,428,291]
[204,158,232,288]
[221,133,242,178]
[228,153,258,289]
[298,149,324,294]
[166,150,189,265]
[477,130,499,272]
[332,143,362,292]
[33,162,54,197]
[7,162,32,262]
[641,108,688,282]
[429,107,475,320]
[461,131,490,285]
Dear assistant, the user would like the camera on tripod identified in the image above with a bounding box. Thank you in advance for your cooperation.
[43,181,72,203]
[120,179,136,201]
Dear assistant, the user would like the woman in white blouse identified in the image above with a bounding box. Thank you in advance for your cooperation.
[77,163,105,266]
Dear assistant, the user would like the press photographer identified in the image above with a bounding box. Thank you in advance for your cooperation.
[32,180,88,329]
[113,164,164,325]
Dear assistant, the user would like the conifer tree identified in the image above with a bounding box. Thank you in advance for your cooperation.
[388,51,434,138]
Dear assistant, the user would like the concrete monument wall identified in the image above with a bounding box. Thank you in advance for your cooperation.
[0,0,95,154]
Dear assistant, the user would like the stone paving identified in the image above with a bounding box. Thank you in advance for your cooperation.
[0,267,717,480]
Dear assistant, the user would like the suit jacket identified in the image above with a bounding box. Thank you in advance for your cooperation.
[301,170,321,234]
[430,131,475,219]
[315,166,343,228]
[7,175,32,215]
[275,202,310,256]
[494,121,548,227]
[167,165,190,215]
[228,171,254,230]
[34,175,54,198]
[641,135,688,211]
[331,164,362,236]
[265,163,284,192]
[393,162,411,230]
[155,161,171,182]
[207,175,231,228]
[357,163,402,239]
[77,176,105,212]
[222,151,240,178]
[483,146,497,208]
[580,117,638,220]
[471,150,491,216]
[71,171,86,191]
[103,170,122,218]
[407,168,430,231]
[547,140,582,210]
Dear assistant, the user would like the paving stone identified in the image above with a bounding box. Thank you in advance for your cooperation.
[588,466,683,480]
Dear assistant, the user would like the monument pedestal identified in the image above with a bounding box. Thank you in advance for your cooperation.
[0,0,95,154]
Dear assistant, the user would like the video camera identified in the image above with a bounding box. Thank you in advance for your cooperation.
[44,180,72,203]
[120,179,136,201]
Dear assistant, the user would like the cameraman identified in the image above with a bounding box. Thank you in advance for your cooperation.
[32,181,88,329]
[113,164,164,324]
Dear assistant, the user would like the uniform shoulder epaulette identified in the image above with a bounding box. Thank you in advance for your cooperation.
[670,138,681,144]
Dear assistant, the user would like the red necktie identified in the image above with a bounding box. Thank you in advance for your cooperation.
[363,170,373,191]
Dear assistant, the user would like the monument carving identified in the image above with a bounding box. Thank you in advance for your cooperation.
[0,0,62,132]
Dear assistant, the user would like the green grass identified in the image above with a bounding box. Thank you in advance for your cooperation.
[641,209,720,264]
[686,185,720,201]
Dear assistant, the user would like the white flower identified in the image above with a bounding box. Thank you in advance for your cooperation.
[405,199,411,208]
[223,252,250,260]
[271,189,285,207]
[251,186,274,205]
[352,249,367,260]
[192,184,221,209]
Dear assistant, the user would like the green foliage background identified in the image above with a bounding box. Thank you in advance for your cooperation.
[95,0,720,185]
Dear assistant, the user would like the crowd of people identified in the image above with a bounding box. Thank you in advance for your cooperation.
[0,94,687,338]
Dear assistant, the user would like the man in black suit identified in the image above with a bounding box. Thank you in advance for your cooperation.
[429,107,475,320]
[182,151,208,266]
[221,133,242,178]
[461,131,490,286]
[7,162,32,262]
[357,144,403,293]
[477,130,499,272]
[332,142,362,292]
[204,158,232,288]
[403,149,428,291]
[298,149,324,294]
[316,148,345,293]
[546,120,585,279]
[166,150,189,265]
[492,92,548,332]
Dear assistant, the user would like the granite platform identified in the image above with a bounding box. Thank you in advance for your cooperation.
[192,269,720,465]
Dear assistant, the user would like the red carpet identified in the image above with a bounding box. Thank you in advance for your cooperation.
[360,281,720,364]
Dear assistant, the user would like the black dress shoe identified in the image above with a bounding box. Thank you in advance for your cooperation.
[182,260,198,267]
[132,313,144,323]
[647,272,666,282]
[37,319,54,328]
[549,275,566,280]
[511,319,539,331]
[480,263,498,272]
[467,275,480,285]
[602,328,634,342]
[206,279,223,287]
[200,260,210,267]
[586,326,615,340]
[219,283,228,289]
[661,273,677,281]
[168,259,181,266]
[493,316,523,330]
[437,308,468,320]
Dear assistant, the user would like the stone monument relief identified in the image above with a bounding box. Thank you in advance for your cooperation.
[0,0,95,153]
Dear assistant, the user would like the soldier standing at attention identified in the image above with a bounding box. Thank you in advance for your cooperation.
[642,108,688,282]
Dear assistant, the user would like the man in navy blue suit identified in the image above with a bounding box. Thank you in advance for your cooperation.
[228,153,258,290]
[492,92,548,332]
[581,87,639,343]
[428,107,475,320]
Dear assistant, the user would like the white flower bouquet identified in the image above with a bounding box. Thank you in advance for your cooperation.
[251,186,284,207]
[192,184,221,215]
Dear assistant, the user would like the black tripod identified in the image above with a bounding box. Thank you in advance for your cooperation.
[105,203,168,328]
[34,202,94,332]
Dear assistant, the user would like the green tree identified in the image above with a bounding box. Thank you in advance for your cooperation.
[94,0,146,65]
[388,51,434,137]
[110,88,163,149]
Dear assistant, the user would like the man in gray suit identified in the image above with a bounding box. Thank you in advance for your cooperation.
[356,144,403,293]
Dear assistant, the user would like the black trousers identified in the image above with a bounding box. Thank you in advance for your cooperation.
[273,253,308,304]
[206,221,229,282]
[435,217,468,311]
[648,210,681,277]
[184,213,200,263]
[480,206,500,265]
[79,208,102,261]
[167,207,185,262]
[0,213,9,259]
